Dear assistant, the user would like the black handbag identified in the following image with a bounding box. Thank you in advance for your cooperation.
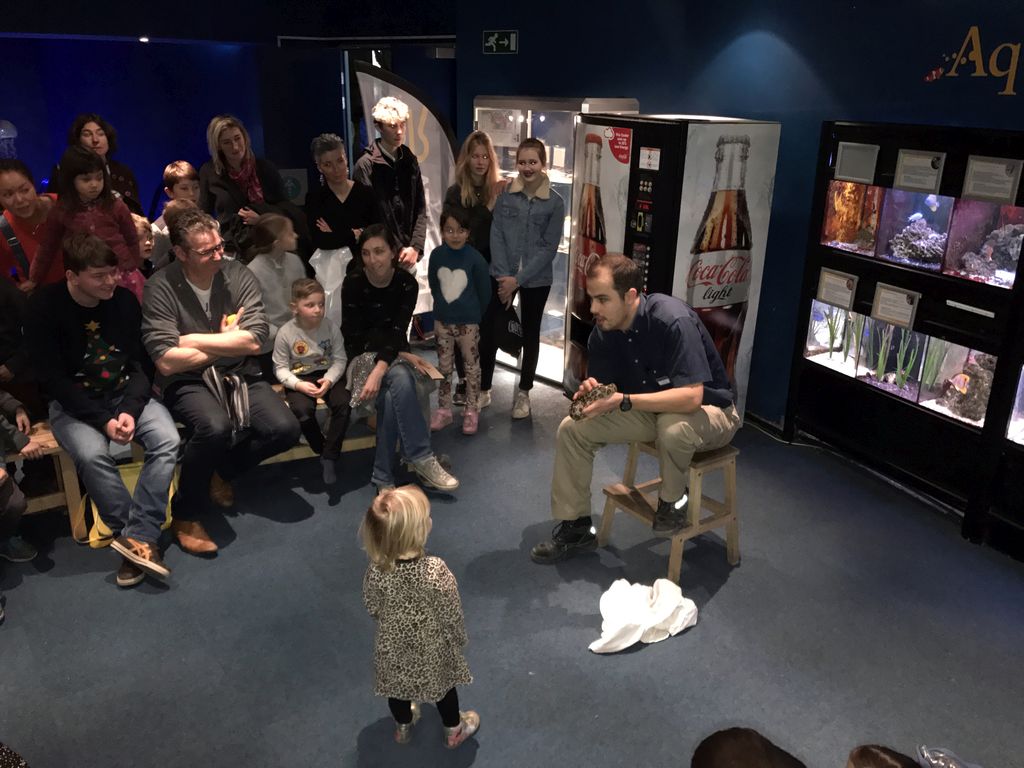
[494,302,524,356]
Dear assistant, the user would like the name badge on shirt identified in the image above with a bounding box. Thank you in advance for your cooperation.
[656,376,671,388]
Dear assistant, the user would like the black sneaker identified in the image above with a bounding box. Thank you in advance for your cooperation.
[530,520,598,564]
[452,382,467,406]
[652,493,689,537]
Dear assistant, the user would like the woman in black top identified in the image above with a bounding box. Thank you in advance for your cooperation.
[444,130,507,408]
[198,114,311,260]
[50,113,142,215]
[306,133,381,260]
[342,224,457,493]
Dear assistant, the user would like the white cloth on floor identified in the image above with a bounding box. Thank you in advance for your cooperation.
[588,578,698,654]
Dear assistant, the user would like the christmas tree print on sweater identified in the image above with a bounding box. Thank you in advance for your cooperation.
[76,319,128,393]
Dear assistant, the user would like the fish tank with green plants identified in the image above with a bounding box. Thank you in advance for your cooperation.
[855,318,925,402]
[1008,367,1024,445]
[916,339,994,427]
[943,199,1024,289]
[804,300,867,378]
[875,189,955,271]
[820,180,886,256]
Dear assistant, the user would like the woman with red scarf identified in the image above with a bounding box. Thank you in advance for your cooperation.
[198,115,311,262]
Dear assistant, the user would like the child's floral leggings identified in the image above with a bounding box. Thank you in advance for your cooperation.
[436,321,480,410]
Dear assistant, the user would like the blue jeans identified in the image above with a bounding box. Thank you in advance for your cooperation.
[372,363,432,487]
[49,398,180,544]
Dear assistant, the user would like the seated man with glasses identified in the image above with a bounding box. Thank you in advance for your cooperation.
[141,209,299,555]
[26,233,180,587]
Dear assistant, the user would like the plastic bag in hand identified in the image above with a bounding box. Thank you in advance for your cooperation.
[309,247,352,329]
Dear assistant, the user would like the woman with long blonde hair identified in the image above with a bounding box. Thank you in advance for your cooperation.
[443,130,507,409]
[198,114,310,259]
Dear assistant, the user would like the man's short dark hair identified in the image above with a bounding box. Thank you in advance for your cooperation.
[63,232,118,274]
[170,209,219,249]
[586,253,643,299]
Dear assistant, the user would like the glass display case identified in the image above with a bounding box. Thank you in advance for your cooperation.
[1008,368,1024,446]
[943,199,1024,289]
[856,318,925,403]
[803,301,865,378]
[820,180,885,256]
[874,189,955,271]
[473,96,638,384]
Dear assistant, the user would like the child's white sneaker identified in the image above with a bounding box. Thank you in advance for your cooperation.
[394,702,421,744]
[443,710,480,749]
[512,390,530,419]
[477,390,492,409]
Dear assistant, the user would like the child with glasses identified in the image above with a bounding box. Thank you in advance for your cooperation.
[427,206,491,435]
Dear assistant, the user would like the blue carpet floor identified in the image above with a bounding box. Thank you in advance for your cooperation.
[1,370,1022,767]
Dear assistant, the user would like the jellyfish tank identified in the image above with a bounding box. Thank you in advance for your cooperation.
[943,199,1024,289]
[820,180,885,256]
[875,189,955,271]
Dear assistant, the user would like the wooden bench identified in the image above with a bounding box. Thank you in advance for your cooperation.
[5,422,85,541]
[598,441,740,583]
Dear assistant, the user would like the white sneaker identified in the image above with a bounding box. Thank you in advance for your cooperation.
[412,455,460,491]
[477,390,491,409]
[512,390,531,419]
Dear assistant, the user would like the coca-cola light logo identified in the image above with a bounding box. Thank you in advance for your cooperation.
[686,250,751,307]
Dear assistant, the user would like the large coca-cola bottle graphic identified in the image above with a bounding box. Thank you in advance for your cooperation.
[687,135,753,382]
[570,133,607,323]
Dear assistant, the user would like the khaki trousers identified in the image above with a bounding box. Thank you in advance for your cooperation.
[550,404,741,521]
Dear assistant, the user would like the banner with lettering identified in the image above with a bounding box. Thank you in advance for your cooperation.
[673,122,781,418]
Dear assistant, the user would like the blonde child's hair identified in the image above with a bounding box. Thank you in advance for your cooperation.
[291,277,324,302]
[360,485,432,572]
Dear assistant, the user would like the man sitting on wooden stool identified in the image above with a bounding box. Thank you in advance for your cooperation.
[26,233,181,587]
[531,253,740,564]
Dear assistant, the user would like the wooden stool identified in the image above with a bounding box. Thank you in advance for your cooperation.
[598,441,739,582]
[5,422,85,542]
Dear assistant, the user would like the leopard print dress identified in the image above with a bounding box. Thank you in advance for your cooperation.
[363,555,472,702]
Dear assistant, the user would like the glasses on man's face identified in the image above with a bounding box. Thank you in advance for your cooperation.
[191,241,225,258]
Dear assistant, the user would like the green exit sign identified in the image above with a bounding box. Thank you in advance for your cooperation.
[483,30,518,55]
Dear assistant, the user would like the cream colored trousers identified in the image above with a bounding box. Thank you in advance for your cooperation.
[550,404,740,520]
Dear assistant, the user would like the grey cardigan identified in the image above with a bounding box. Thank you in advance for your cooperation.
[141,259,269,390]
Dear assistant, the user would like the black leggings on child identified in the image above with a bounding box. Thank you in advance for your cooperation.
[283,373,352,461]
[389,687,460,727]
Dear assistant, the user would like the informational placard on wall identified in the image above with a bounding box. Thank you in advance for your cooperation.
[894,149,946,194]
[835,142,879,184]
[816,267,858,310]
[871,282,921,328]
[962,155,1023,204]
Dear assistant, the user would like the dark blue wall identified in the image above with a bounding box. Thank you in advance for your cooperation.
[455,0,1024,424]
[0,38,343,217]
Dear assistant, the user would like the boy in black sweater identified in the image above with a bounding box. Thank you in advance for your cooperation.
[26,233,180,588]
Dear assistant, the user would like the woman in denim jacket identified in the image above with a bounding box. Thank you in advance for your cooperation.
[489,139,565,419]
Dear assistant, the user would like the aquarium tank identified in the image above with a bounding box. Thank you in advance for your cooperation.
[917,339,994,426]
[820,180,885,256]
[856,318,924,402]
[804,300,866,378]
[1008,367,1024,446]
[943,199,1024,289]
[875,189,955,271]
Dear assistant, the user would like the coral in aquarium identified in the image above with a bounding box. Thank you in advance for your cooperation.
[822,181,884,254]
[843,313,865,366]
[890,217,948,266]
[824,305,843,358]
[941,352,996,421]
[873,323,894,382]
[958,223,1024,285]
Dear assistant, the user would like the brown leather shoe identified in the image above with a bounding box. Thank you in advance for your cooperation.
[111,535,171,579]
[172,520,218,554]
[209,472,235,508]
[116,557,145,588]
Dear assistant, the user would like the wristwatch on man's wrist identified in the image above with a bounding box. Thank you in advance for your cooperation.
[619,393,632,412]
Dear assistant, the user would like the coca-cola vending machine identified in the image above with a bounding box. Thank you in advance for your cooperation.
[563,114,781,417]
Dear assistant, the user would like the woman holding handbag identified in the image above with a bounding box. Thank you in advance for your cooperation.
[444,130,506,410]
